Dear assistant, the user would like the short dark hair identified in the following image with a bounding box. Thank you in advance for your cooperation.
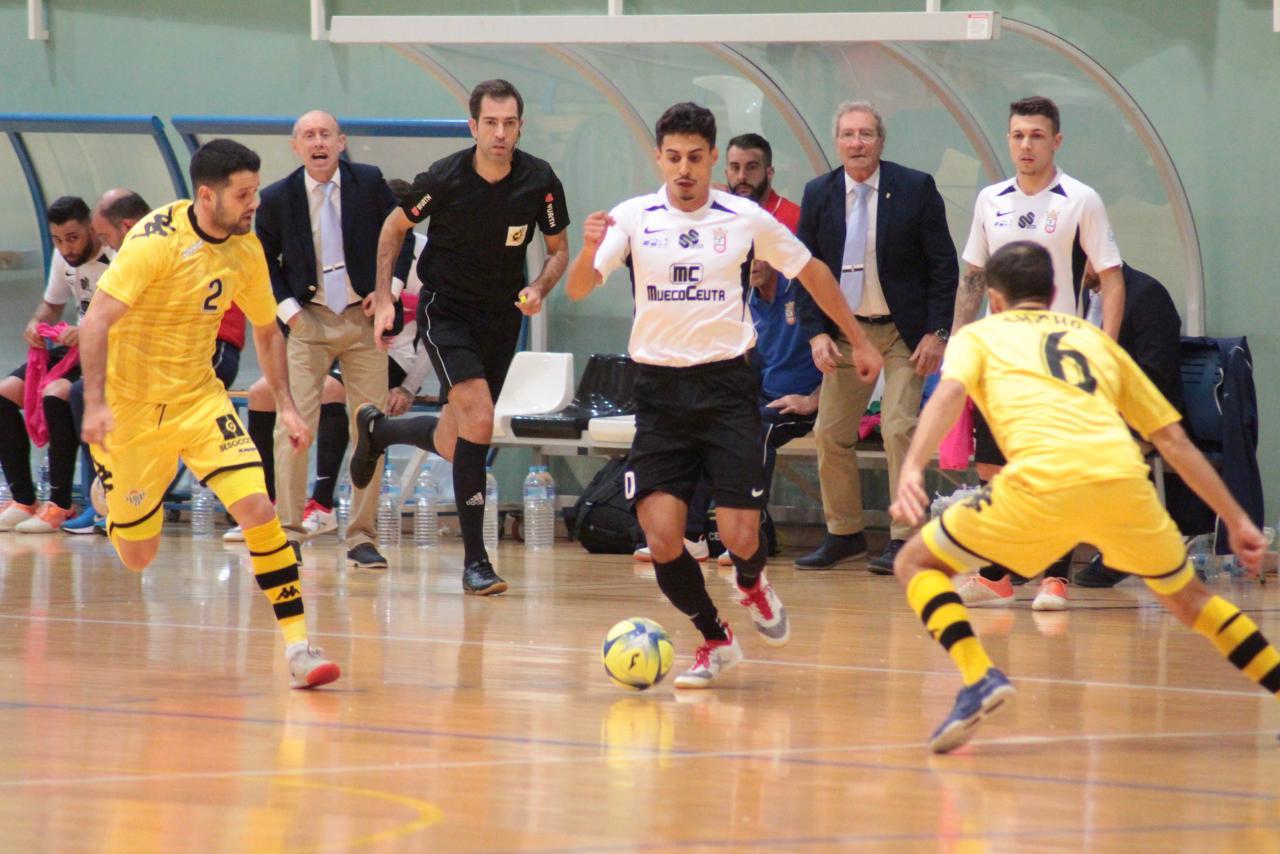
[469,79,524,120]
[727,133,772,168]
[985,241,1055,304]
[46,196,90,226]
[99,191,151,226]
[386,178,412,205]
[655,102,716,149]
[189,138,261,192]
[1010,95,1060,135]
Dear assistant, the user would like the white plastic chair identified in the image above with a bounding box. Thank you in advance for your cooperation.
[491,352,575,440]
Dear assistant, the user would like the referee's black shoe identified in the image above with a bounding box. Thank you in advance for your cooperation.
[463,559,508,595]
[350,404,386,490]
[794,532,868,570]
[348,542,389,571]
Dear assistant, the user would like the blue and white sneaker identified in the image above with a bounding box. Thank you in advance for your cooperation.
[61,505,100,535]
[929,668,1015,754]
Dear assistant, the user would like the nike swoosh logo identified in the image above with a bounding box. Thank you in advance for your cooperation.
[751,488,765,498]
[995,210,1015,217]
[643,226,667,234]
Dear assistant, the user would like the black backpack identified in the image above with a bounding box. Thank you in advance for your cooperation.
[566,456,643,554]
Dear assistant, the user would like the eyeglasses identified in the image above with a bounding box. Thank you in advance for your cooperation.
[838,130,880,143]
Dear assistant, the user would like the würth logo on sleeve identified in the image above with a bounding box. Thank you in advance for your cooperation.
[410,194,432,217]
[544,193,557,229]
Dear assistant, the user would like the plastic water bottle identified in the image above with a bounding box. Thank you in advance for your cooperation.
[190,480,215,537]
[1187,533,1216,580]
[483,467,499,552]
[413,468,438,549]
[524,465,556,550]
[335,474,352,541]
[36,449,50,503]
[377,466,401,547]
[0,471,10,505]
[539,466,557,543]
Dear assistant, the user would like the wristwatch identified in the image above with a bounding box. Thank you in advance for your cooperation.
[933,328,950,343]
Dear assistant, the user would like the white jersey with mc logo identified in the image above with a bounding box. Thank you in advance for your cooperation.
[594,187,812,368]
[963,169,1122,316]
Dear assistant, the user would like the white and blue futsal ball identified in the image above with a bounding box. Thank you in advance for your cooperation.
[602,617,674,690]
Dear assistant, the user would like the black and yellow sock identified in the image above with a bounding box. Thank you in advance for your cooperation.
[244,518,308,647]
[907,569,994,686]
[1193,595,1280,696]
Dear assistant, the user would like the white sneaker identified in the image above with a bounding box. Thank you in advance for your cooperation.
[222,524,245,543]
[957,573,1015,608]
[717,551,734,567]
[633,537,710,563]
[0,500,38,532]
[736,572,790,647]
[300,499,337,539]
[287,643,341,689]
[673,625,744,689]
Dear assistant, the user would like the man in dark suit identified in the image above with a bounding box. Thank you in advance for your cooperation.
[794,100,958,574]
[1077,261,1186,587]
[255,109,413,570]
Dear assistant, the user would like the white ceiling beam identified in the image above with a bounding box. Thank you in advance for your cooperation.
[329,11,1000,45]
[28,0,48,41]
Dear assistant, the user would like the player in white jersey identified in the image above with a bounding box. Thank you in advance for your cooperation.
[567,102,881,688]
[953,95,1126,612]
[0,196,112,533]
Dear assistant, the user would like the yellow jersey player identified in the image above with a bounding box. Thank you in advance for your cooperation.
[78,139,340,690]
[890,240,1270,753]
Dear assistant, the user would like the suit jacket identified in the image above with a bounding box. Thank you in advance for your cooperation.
[795,159,958,351]
[255,159,413,309]
[1114,264,1184,414]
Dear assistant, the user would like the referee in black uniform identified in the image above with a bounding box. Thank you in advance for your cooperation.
[353,79,570,595]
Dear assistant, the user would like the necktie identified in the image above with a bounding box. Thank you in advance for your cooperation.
[320,181,348,314]
[840,182,872,312]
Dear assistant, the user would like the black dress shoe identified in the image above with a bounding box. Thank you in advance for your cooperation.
[794,532,868,570]
[349,404,385,491]
[868,539,905,576]
[1074,553,1127,588]
[463,559,508,595]
[347,542,389,570]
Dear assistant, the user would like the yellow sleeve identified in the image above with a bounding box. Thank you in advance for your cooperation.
[1111,336,1181,438]
[940,327,984,396]
[232,240,278,327]
[96,226,167,307]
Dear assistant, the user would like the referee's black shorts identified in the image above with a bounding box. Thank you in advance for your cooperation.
[417,292,522,400]
[626,356,767,511]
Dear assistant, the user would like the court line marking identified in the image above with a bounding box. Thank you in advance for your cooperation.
[0,696,1274,804]
[273,777,443,852]
[0,611,1270,699]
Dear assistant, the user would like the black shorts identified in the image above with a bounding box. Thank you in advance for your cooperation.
[9,347,81,384]
[417,292,522,400]
[972,406,1006,467]
[212,340,240,390]
[626,357,767,510]
[329,358,407,391]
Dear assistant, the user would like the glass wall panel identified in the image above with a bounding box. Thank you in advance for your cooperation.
[0,141,45,371]
[23,132,180,219]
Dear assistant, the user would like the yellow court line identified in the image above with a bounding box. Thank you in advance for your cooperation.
[274,777,443,852]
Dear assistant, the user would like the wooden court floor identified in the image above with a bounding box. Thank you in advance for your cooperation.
[0,529,1277,852]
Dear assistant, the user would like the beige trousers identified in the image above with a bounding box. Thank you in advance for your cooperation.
[814,322,924,541]
[276,304,387,547]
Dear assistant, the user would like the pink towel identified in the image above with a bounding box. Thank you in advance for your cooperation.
[400,292,419,314]
[938,397,975,470]
[858,413,881,441]
[23,322,80,447]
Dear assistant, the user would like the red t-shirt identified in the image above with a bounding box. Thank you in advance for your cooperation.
[217,303,246,350]
[762,189,801,235]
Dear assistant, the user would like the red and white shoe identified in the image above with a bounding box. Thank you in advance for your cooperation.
[957,573,1015,608]
[288,643,341,689]
[300,499,337,539]
[673,625,744,689]
[736,572,790,647]
[1032,576,1070,611]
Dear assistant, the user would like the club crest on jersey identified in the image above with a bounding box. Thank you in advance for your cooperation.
[1044,209,1059,234]
[713,227,727,254]
[506,225,528,246]
[126,489,147,508]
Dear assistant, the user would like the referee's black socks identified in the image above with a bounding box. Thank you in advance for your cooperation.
[453,437,488,564]
[654,549,727,642]
[375,413,439,457]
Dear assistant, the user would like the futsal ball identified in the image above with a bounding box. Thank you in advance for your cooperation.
[602,617,674,690]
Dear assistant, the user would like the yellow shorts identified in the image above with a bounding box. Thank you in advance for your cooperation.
[922,475,1193,593]
[90,392,265,541]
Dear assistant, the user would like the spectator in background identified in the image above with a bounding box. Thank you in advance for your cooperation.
[0,196,111,534]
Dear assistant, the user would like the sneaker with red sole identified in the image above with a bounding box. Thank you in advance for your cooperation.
[673,625,743,689]
[300,499,337,539]
[288,643,341,689]
[736,572,790,647]
[957,573,1015,608]
[1032,576,1070,611]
